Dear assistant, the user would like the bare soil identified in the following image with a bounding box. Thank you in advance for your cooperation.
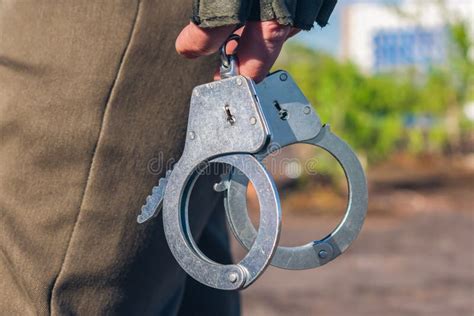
[232,154,474,316]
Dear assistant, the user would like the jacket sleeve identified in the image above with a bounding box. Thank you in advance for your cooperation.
[191,0,337,30]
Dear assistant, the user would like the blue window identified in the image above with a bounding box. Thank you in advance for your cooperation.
[373,27,446,72]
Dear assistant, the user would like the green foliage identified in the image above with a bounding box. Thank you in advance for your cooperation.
[274,31,473,163]
[406,128,424,154]
[276,45,407,162]
[428,123,449,151]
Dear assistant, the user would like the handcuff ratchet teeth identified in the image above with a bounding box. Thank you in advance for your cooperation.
[162,75,280,290]
[137,34,368,290]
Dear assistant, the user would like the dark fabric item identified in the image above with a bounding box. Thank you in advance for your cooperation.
[193,0,337,30]
[294,0,324,30]
[192,0,253,27]
[0,0,238,315]
[315,0,337,27]
[247,0,297,26]
[178,196,241,316]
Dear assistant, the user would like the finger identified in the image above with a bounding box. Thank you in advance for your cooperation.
[214,24,297,81]
[236,21,291,82]
[175,22,236,59]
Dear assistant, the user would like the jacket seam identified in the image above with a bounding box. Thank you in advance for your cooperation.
[47,1,142,314]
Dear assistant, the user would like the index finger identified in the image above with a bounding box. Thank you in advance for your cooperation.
[235,21,291,82]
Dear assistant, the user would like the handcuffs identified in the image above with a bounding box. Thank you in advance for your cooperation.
[137,35,368,290]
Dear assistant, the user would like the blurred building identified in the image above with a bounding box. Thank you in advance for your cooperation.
[341,0,474,73]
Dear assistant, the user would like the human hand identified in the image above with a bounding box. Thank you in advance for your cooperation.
[175,21,299,82]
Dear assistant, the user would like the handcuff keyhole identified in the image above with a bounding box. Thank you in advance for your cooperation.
[224,104,236,125]
[273,100,288,120]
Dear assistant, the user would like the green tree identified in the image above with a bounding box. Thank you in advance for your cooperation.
[275,2,473,164]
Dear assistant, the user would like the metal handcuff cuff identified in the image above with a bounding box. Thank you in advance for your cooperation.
[137,34,368,290]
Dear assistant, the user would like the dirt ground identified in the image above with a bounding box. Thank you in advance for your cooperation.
[232,154,474,316]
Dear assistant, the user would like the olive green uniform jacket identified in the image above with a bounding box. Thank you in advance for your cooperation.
[0,0,335,314]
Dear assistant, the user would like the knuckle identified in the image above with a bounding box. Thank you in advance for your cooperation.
[176,47,199,58]
[175,26,217,58]
[261,21,290,46]
[176,42,209,59]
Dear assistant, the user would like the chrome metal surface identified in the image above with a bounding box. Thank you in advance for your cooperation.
[161,76,281,290]
[223,71,368,270]
[137,170,171,223]
[253,71,322,158]
[225,126,368,270]
[138,66,368,288]
[163,154,281,290]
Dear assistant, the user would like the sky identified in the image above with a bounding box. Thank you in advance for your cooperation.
[293,0,401,55]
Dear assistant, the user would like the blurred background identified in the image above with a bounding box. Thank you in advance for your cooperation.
[234,0,474,315]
